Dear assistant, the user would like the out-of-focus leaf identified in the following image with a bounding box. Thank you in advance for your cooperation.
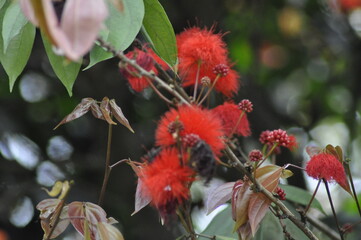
[0,0,6,9]
[254,211,283,240]
[109,0,124,12]
[306,145,321,157]
[68,201,108,239]
[281,169,293,178]
[109,99,135,133]
[248,194,271,236]
[97,222,124,240]
[206,182,234,215]
[2,1,28,52]
[42,32,81,96]
[43,181,63,197]
[214,236,236,240]
[201,205,238,239]
[132,179,151,216]
[84,220,91,240]
[54,98,95,129]
[0,10,35,91]
[335,145,343,162]
[100,97,117,125]
[142,0,177,66]
[281,184,326,214]
[84,0,144,70]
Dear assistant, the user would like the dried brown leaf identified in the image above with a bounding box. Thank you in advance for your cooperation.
[54,98,95,129]
[132,179,151,216]
[97,222,124,240]
[306,145,321,157]
[206,182,235,215]
[110,99,135,133]
[91,102,104,120]
[100,97,117,125]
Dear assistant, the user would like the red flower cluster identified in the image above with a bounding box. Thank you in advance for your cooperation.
[248,149,263,162]
[139,148,195,216]
[176,27,240,97]
[212,102,251,137]
[120,47,168,92]
[259,129,297,150]
[275,187,286,200]
[305,153,347,185]
[156,105,225,156]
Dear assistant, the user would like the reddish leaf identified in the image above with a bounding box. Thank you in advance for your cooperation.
[206,182,235,215]
[100,97,117,125]
[132,179,151,216]
[54,98,95,129]
[238,222,252,240]
[306,145,321,157]
[60,0,108,60]
[68,201,108,240]
[248,193,272,236]
[109,99,135,133]
[19,0,38,25]
[232,180,252,232]
[97,222,124,240]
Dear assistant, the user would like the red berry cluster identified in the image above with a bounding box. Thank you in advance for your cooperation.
[182,133,201,148]
[248,149,263,162]
[213,64,229,77]
[260,129,291,147]
[275,187,286,200]
[167,121,184,134]
[238,99,253,113]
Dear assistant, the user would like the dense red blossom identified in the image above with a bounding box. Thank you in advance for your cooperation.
[212,102,251,137]
[176,27,240,97]
[339,0,361,11]
[305,153,347,185]
[238,99,253,113]
[155,105,225,156]
[275,187,286,200]
[259,129,297,150]
[139,148,195,215]
[248,149,263,162]
[147,47,170,71]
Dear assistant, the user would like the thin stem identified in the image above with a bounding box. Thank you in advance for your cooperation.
[224,146,319,240]
[304,179,322,214]
[98,123,113,206]
[228,111,245,138]
[323,179,344,240]
[256,143,279,168]
[306,214,341,240]
[193,61,202,100]
[198,75,220,105]
[110,158,128,169]
[195,84,207,104]
[144,76,174,105]
[345,162,361,217]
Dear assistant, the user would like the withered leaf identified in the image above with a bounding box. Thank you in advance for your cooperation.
[54,98,95,129]
[109,99,135,133]
[306,145,321,158]
[97,222,124,240]
[132,178,151,216]
[91,101,105,120]
[100,97,117,125]
[206,182,234,215]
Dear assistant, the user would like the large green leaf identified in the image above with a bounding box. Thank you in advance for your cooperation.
[200,205,238,239]
[281,184,326,214]
[2,1,28,52]
[253,211,283,240]
[142,0,177,66]
[0,0,6,9]
[42,33,81,96]
[0,1,35,91]
[84,0,144,70]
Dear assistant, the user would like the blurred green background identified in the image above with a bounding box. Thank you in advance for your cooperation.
[1,0,361,239]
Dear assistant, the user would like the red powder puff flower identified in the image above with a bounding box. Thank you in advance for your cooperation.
[120,48,156,92]
[177,27,240,97]
[212,102,251,137]
[147,47,170,71]
[155,105,225,156]
[139,148,195,216]
[339,0,361,12]
[306,153,347,185]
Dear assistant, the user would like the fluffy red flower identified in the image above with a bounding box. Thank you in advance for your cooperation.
[176,27,240,97]
[155,105,225,156]
[147,47,170,71]
[306,153,347,185]
[212,102,251,137]
[139,148,195,215]
[339,0,361,11]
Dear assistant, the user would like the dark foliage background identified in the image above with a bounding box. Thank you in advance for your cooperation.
[1,0,361,239]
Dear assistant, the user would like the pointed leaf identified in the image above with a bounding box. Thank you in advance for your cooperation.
[280,184,326,214]
[42,32,81,96]
[109,99,134,132]
[255,165,283,192]
[54,98,95,129]
[0,9,35,91]
[43,181,63,197]
[232,181,252,232]
[248,193,271,236]
[142,0,177,66]
[132,179,151,216]
[84,0,144,69]
[91,102,105,120]
[306,145,321,157]
[100,97,117,125]
[60,0,108,60]
[2,1,28,52]
[97,222,124,240]
[335,145,343,162]
[206,182,235,215]
[254,211,283,240]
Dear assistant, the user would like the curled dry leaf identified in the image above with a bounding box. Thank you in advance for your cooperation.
[20,0,108,60]
[110,99,135,133]
[100,97,117,125]
[132,178,152,216]
[206,182,235,215]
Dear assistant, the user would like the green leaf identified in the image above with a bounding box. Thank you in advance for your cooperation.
[281,184,326,215]
[254,211,283,240]
[0,0,7,12]
[2,1,28,52]
[42,33,81,96]
[0,9,35,91]
[201,205,238,239]
[84,0,144,70]
[142,0,177,66]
